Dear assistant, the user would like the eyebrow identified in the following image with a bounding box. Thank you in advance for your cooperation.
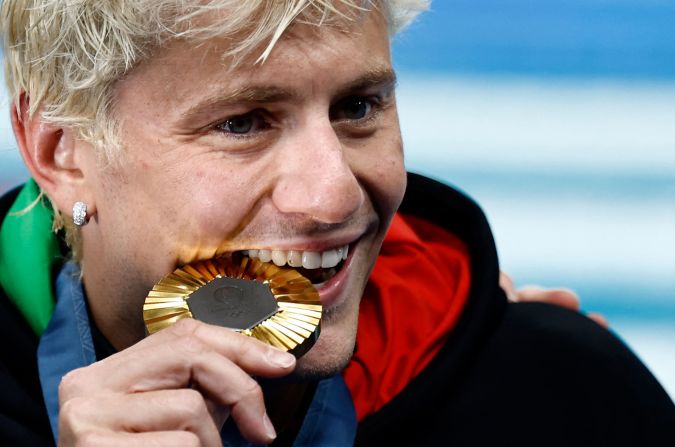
[179,67,397,121]
[333,67,398,98]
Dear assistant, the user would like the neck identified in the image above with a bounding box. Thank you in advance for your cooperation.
[80,226,173,350]
[82,267,148,351]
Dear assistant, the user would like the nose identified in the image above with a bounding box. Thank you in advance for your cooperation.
[271,121,364,224]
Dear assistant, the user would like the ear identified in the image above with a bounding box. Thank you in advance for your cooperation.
[11,92,97,218]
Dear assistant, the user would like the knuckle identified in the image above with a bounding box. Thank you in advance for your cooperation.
[174,332,207,355]
[231,332,263,361]
[240,377,263,402]
[170,317,201,336]
[59,396,89,423]
[499,271,513,284]
[233,334,254,357]
[169,320,209,355]
[177,389,208,420]
[59,367,87,399]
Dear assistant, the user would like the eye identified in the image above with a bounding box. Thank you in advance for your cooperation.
[332,96,374,121]
[216,111,269,135]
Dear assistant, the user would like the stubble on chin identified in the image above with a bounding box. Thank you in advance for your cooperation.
[291,301,360,380]
[292,338,357,380]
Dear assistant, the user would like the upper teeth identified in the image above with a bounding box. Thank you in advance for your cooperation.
[243,245,349,269]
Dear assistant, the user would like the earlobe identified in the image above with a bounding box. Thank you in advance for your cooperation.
[11,91,94,217]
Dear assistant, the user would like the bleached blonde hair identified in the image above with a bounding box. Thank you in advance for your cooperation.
[0,0,428,258]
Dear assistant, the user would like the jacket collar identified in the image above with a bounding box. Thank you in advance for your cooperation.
[0,180,60,335]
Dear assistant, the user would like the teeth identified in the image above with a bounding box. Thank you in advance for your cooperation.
[321,249,340,268]
[302,251,322,269]
[271,250,287,267]
[288,250,303,267]
[242,244,349,269]
[258,249,272,263]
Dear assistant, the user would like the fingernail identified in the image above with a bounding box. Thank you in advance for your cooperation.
[266,348,295,368]
[263,412,277,439]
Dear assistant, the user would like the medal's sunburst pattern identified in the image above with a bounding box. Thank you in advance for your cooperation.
[143,255,322,357]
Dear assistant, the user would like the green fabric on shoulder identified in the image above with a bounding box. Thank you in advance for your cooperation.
[0,179,59,335]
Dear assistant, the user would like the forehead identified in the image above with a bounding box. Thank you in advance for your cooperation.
[115,9,392,111]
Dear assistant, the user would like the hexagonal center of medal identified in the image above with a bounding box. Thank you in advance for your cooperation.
[187,277,278,330]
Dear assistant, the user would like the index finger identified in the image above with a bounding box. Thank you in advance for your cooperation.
[60,319,295,397]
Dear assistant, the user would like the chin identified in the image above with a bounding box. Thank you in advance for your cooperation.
[292,309,358,379]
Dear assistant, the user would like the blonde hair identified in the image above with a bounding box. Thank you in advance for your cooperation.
[0,0,428,258]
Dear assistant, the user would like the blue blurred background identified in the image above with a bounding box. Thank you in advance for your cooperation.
[0,0,673,397]
[392,0,675,398]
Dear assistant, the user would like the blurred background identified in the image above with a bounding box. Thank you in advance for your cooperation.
[0,0,673,397]
[392,0,675,398]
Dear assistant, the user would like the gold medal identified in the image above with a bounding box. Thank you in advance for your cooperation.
[143,254,321,357]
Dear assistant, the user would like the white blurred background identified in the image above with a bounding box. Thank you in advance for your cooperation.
[397,75,675,399]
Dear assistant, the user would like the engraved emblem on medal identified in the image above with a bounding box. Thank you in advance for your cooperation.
[143,254,322,357]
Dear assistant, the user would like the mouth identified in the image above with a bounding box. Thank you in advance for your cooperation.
[239,244,349,286]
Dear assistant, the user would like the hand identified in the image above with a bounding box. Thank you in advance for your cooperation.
[58,318,296,446]
[499,271,608,328]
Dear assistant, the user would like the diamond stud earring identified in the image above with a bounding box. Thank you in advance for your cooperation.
[72,201,88,226]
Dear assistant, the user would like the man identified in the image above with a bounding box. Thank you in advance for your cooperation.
[0,1,673,446]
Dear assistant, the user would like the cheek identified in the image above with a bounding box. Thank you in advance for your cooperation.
[376,151,407,219]
[352,135,406,222]
[96,161,253,263]
[167,167,268,259]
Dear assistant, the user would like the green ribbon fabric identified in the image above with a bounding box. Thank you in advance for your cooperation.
[0,179,59,335]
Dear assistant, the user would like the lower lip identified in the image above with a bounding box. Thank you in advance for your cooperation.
[315,246,356,309]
